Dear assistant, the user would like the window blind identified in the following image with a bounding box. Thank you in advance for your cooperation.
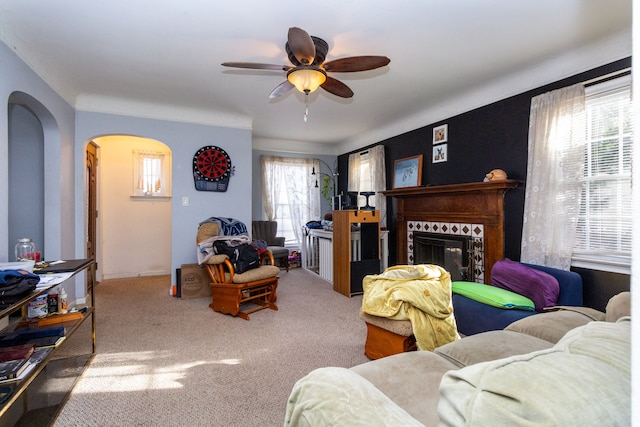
[572,79,632,271]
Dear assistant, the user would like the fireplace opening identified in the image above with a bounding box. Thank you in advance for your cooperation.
[413,232,472,281]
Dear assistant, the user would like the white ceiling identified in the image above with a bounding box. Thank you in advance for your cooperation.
[0,1,632,153]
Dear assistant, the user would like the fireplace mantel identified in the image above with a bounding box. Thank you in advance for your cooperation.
[384,180,521,283]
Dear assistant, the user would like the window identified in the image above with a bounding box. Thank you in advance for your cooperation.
[132,150,172,197]
[347,145,387,227]
[357,156,372,205]
[274,174,305,245]
[261,156,319,247]
[572,76,632,273]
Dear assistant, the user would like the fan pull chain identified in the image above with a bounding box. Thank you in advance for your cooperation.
[304,92,310,122]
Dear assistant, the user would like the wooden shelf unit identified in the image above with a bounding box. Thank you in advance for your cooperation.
[332,210,381,297]
[0,259,96,424]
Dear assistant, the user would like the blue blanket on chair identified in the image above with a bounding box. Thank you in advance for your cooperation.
[199,217,248,236]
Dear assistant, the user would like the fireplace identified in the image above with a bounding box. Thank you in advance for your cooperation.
[410,223,484,281]
[413,232,471,281]
[383,180,519,284]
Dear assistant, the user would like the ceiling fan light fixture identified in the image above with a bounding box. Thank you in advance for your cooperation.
[223,27,389,102]
[287,68,327,94]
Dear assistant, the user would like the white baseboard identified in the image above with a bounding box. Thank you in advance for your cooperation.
[102,270,171,280]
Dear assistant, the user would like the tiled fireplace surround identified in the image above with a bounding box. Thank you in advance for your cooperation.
[407,221,485,282]
[383,180,520,284]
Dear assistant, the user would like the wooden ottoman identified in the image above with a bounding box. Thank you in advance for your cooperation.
[359,311,417,359]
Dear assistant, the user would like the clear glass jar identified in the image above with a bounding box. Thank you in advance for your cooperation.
[15,238,36,262]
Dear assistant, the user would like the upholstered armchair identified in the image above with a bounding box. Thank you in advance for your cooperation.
[251,220,290,271]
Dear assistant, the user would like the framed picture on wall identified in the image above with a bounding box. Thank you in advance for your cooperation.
[393,154,423,188]
[433,124,448,144]
[433,144,448,163]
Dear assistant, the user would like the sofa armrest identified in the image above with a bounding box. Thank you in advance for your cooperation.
[522,263,583,306]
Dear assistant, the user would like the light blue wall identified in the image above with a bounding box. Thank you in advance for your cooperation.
[8,104,44,257]
[0,42,76,262]
[2,39,253,292]
[1,41,77,296]
[75,111,253,283]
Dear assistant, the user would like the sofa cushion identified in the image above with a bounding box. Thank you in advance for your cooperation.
[231,265,280,283]
[359,310,413,337]
[205,254,229,265]
[452,281,535,311]
[505,306,605,343]
[284,366,423,427]
[438,318,631,426]
[491,258,560,311]
[351,351,458,426]
[434,330,552,368]
[268,246,289,258]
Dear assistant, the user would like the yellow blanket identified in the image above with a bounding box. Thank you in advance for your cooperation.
[362,264,459,351]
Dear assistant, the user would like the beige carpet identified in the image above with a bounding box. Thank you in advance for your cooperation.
[53,267,369,426]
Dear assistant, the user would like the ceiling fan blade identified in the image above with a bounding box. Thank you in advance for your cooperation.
[323,56,390,72]
[222,62,291,71]
[269,81,295,99]
[320,76,354,98]
[287,27,316,65]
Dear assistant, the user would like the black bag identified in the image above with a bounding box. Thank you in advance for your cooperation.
[233,244,260,274]
[0,269,40,308]
[213,240,236,258]
[213,241,260,274]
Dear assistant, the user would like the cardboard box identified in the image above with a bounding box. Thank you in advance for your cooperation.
[179,263,212,299]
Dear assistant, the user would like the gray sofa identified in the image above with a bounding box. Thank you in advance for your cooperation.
[284,292,631,426]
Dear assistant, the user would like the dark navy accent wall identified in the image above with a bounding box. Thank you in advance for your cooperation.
[338,57,631,309]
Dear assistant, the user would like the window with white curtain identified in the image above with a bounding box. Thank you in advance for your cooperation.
[357,157,372,201]
[132,150,171,197]
[572,76,632,272]
[348,145,387,227]
[261,155,319,247]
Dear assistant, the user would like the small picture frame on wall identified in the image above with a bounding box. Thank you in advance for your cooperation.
[433,144,448,163]
[433,124,448,144]
[393,154,423,188]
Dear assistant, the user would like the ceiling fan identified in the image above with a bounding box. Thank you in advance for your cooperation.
[221,27,390,100]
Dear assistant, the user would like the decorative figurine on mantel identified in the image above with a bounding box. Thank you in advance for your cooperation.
[484,169,508,182]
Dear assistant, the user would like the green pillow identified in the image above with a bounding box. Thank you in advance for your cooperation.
[452,281,535,311]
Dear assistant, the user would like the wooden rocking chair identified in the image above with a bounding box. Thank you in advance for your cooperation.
[204,251,280,320]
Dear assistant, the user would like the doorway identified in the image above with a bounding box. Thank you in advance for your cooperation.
[90,136,172,280]
[86,142,98,268]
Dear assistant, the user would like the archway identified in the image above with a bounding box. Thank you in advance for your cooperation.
[7,91,60,260]
[90,135,172,280]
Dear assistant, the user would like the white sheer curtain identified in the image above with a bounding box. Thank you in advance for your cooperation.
[347,152,362,191]
[521,84,586,270]
[348,145,387,228]
[261,155,319,246]
[133,150,170,196]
